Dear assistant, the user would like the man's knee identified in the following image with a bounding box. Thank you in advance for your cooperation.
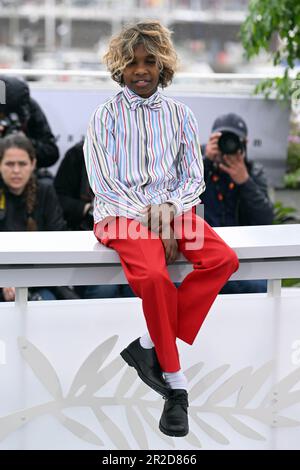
[143,267,172,286]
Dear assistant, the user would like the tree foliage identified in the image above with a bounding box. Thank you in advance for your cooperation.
[240,0,300,100]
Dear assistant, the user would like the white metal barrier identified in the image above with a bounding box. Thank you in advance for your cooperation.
[0,225,300,450]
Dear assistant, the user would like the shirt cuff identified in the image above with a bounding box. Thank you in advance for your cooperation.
[165,199,183,217]
[238,176,255,191]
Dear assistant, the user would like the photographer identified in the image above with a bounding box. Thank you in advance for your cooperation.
[0,75,59,169]
[201,113,274,293]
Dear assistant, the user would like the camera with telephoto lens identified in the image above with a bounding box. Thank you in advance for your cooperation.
[0,112,22,137]
[218,131,246,156]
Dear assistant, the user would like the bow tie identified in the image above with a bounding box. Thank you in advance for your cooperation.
[130,94,162,111]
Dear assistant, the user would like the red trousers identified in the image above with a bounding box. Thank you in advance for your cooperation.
[94,209,239,372]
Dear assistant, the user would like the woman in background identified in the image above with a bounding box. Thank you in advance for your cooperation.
[0,132,66,301]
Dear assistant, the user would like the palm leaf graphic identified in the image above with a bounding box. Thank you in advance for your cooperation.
[189,364,230,402]
[83,356,125,396]
[276,367,300,393]
[275,391,300,411]
[244,407,300,427]
[55,411,103,446]
[93,407,131,449]
[132,384,152,399]
[222,414,265,441]
[185,429,202,448]
[261,367,300,406]
[18,337,62,399]
[137,406,175,447]
[115,367,138,397]
[125,407,149,449]
[3,336,300,449]
[237,361,274,408]
[270,415,300,427]
[191,412,229,445]
[68,335,119,397]
[261,366,300,407]
[0,411,32,442]
[207,367,253,405]
[184,362,204,382]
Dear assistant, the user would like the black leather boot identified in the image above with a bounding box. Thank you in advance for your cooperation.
[120,338,170,396]
[159,389,189,437]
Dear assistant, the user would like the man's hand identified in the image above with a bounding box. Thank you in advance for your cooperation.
[161,227,178,265]
[219,151,249,185]
[205,132,222,161]
[3,287,16,302]
[140,203,176,234]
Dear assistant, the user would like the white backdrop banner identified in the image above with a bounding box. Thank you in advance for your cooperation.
[0,293,300,450]
[31,86,290,188]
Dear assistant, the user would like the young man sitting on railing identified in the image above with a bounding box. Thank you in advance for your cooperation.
[84,21,239,438]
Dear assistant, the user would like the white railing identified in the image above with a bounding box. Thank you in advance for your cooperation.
[1,68,283,81]
[2,69,289,81]
[0,224,299,306]
[2,68,295,98]
[1,69,290,98]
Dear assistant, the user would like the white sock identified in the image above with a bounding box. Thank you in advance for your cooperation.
[163,370,188,390]
[139,333,154,349]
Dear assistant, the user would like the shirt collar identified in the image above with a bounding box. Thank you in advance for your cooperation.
[123,86,162,111]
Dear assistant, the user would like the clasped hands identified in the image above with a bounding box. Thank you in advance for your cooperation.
[140,203,178,264]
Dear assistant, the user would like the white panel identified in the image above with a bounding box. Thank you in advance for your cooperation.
[0,292,299,450]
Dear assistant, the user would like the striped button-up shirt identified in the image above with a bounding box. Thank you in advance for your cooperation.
[84,86,205,223]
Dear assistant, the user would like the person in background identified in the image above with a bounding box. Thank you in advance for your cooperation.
[201,113,274,293]
[0,133,66,302]
[0,75,59,170]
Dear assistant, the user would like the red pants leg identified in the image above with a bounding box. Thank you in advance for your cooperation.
[94,212,239,372]
[94,217,180,372]
[173,210,239,345]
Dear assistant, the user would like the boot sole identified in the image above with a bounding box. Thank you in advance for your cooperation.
[159,420,189,437]
[120,348,168,397]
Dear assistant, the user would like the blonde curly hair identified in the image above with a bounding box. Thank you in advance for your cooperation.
[103,20,178,88]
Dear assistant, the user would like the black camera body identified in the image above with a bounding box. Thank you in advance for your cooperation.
[218,131,246,156]
[0,112,22,137]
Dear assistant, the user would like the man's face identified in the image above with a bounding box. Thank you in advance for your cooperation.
[0,147,36,195]
[122,44,160,98]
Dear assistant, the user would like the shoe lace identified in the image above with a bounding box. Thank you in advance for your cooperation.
[173,396,188,406]
[164,393,188,407]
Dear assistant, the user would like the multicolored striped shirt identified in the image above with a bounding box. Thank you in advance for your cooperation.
[83,86,205,222]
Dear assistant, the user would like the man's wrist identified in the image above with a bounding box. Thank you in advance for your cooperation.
[165,202,176,212]
[235,174,250,186]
